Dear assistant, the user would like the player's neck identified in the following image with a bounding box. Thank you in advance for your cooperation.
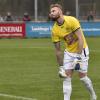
[57,15,64,26]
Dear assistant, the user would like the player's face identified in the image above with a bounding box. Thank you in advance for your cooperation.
[49,7,61,20]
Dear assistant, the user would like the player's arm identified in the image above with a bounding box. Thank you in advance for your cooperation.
[72,28,84,71]
[70,17,84,54]
[54,41,63,66]
[74,28,84,54]
[54,41,67,78]
[52,32,67,78]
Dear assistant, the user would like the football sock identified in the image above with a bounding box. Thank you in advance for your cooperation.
[63,77,72,100]
[80,76,97,99]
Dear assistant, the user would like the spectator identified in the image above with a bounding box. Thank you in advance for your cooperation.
[66,11,71,16]
[4,12,14,21]
[0,15,4,22]
[87,11,94,22]
[23,12,31,21]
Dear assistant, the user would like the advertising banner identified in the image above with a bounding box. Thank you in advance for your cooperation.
[81,22,100,36]
[26,22,53,38]
[0,23,25,38]
[26,22,100,38]
[0,22,99,38]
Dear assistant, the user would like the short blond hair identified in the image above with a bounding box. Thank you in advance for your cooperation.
[50,4,63,10]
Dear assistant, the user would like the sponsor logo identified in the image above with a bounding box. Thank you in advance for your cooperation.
[0,26,22,33]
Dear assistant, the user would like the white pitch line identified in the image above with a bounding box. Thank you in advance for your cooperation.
[0,93,37,100]
[0,46,52,49]
[90,49,100,52]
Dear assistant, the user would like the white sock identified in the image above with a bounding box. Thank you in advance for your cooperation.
[80,76,96,98]
[63,77,72,100]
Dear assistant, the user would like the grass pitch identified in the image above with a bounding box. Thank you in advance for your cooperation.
[0,37,99,100]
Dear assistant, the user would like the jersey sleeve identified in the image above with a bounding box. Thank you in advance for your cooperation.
[70,17,81,32]
[51,29,60,42]
[51,32,60,43]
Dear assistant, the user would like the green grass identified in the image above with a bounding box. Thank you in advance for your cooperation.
[0,37,99,100]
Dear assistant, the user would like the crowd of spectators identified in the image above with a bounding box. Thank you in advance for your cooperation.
[0,12,31,22]
[0,11,99,22]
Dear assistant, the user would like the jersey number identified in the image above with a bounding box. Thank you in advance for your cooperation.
[64,32,78,45]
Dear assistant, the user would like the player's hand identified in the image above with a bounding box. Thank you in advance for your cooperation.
[73,54,82,70]
[58,66,67,78]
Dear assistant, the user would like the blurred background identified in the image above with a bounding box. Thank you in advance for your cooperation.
[0,0,100,21]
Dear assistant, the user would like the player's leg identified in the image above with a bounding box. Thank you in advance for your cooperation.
[78,54,97,100]
[62,51,74,100]
[79,72,97,100]
[63,69,73,100]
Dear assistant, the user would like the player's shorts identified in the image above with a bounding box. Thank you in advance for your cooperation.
[63,47,89,73]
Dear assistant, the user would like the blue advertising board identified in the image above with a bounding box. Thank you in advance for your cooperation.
[26,22,53,38]
[81,22,100,36]
[26,22,100,38]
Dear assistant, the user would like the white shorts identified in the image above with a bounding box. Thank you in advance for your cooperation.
[63,47,89,73]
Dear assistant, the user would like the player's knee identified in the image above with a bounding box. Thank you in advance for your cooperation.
[63,78,72,94]
[80,76,92,87]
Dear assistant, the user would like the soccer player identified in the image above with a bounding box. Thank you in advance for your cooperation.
[49,4,97,100]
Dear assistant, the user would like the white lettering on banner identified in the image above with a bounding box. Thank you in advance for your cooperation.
[32,26,49,32]
[0,34,23,36]
[0,26,22,32]
[83,28,100,31]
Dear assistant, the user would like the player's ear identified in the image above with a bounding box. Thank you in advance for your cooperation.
[59,8,63,15]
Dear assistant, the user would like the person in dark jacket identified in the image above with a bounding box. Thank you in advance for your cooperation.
[4,12,14,21]
[23,12,31,21]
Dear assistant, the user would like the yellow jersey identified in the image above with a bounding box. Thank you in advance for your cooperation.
[51,16,88,53]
